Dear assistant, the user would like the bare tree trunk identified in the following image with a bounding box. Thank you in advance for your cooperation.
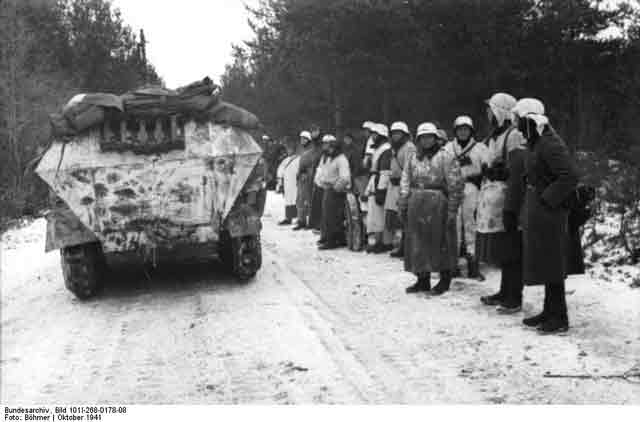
[0,0,30,198]
[334,85,343,139]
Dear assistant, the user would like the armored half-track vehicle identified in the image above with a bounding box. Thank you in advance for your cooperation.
[36,80,266,299]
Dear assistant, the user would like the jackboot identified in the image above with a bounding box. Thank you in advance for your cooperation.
[480,266,507,306]
[406,273,431,294]
[496,260,523,314]
[538,282,569,334]
[523,285,550,327]
[430,270,452,296]
[466,254,485,281]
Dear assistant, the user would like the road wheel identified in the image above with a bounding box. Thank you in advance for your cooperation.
[345,192,365,251]
[231,235,262,281]
[60,242,106,300]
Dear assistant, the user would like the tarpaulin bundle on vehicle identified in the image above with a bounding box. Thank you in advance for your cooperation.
[49,76,260,137]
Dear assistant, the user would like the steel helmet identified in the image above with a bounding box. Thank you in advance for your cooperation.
[416,122,438,137]
[453,115,474,130]
[390,121,410,135]
[512,98,545,118]
[362,121,375,130]
[486,93,517,126]
[299,130,311,141]
[512,98,549,136]
[322,134,337,143]
[372,123,389,138]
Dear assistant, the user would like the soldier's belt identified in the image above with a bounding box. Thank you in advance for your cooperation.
[410,183,445,191]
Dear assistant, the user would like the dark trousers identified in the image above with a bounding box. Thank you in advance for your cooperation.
[321,188,346,245]
[501,258,524,306]
[544,282,568,322]
[310,186,324,230]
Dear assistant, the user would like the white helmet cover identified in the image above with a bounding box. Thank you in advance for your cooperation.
[390,121,410,135]
[453,115,474,130]
[322,134,337,143]
[512,98,549,136]
[299,130,312,141]
[372,123,389,138]
[416,122,438,137]
[362,121,375,130]
[486,92,517,127]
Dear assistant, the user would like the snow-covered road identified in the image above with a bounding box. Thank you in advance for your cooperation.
[1,193,639,404]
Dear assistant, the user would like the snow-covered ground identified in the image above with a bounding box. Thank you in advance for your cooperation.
[1,193,639,404]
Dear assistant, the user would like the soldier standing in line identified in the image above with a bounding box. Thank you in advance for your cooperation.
[400,122,464,295]
[364,123,393,253]
[444,116,488,279]
[386,121,416,258]
[513,98,578,334]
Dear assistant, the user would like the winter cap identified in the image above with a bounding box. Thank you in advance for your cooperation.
[299,130,312,141]
[512,98,549,136]
[416,122,438,137]
[262,135,270,141]
[486,93,517,127]
[453,115,474,130]
[322,134,337,143]
[362,121,375,130]
[436,129,449,142]
[390,121,410,135]
[372,123,389,138]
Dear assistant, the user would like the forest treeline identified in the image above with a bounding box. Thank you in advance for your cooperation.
[222,0,640,151]
[220,0,640,263]
[0,0,159,223]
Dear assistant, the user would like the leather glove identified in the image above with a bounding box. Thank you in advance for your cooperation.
[375,189,386,206]
[502,210,518,232]
[360,194,368,203]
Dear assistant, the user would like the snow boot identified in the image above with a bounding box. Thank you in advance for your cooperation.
[406,273,431,294]
[429,271,452,296]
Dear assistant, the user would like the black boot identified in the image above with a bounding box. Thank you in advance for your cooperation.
[523,285,550,327]
[496,261,523,314]
[538,282,569,334]
[430,270,452,296]
[292,222,306,231]
[406,273,431,293]
[466,254,485,281]
[481,264,507,306]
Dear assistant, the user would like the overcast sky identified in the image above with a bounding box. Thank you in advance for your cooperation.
[113,0,259,88]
